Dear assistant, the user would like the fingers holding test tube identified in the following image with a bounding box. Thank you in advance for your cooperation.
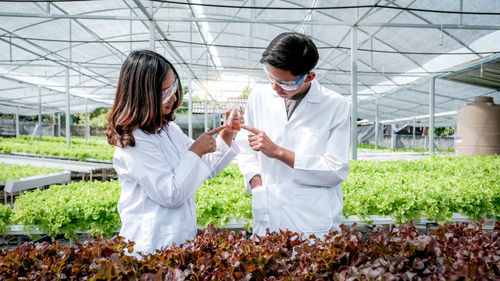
[225,106,244,132]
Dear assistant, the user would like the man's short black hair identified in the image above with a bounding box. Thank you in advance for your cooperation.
[260,32,319,76]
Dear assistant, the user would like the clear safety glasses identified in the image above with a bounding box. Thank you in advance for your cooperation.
[263,62,307,91]
[161,78,179,104]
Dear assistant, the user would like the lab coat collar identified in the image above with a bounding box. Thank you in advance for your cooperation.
[304,80,320,104]
[285,80,322,123]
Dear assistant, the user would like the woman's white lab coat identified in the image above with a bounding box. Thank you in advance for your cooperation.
[113,122,239,255]
[236,80,350,237]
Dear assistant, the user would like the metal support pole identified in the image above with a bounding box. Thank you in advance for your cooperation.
[85,97,89,141]
[67,19,72,147]
[391,125,395,149]
[52,112,55,136]
[189,24,193,139]
[453,118,457,150]
[413,117,416,149]
[15,106,19,137]
[188,80,193,139]
[375,99,379,149]
[429,77,435,154]
[66,67,71,147]
[57,113,61,137]
[459,0,463,26]
[149,20,155,51]
[248,0,254,89]
[38,86,42,141]
[350,26,358,160]
[129,7,133,52]
[204,92,208,133]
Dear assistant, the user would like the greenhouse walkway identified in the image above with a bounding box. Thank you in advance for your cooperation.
[356,151,451,161]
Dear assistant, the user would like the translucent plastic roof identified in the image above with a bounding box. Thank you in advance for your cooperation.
[358,54,500,127]
[0,0,499,122]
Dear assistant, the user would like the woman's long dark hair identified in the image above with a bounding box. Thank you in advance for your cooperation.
[106,50,183,148]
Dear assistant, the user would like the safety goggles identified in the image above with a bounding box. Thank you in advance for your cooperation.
[263,62,307,91]
[161,78,179,104]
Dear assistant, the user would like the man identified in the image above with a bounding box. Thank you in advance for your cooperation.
[236,32,350,238]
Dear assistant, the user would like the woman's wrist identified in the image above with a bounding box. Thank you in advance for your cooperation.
[219,129,234,146]
[188,147,203,158]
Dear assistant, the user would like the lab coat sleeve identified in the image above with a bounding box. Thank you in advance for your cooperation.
[175,123,240,180]
[292,98,351,187]
[235,101,260,194]
[201,135,240,179]
[124,135,211,209]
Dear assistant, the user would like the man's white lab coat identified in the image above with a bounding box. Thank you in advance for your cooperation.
[236,80,350,237]
[113,122,239,255]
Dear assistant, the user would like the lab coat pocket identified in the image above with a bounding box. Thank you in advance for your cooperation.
[287,188,331,233]
[291,128,325,154]
[251,186,268,225]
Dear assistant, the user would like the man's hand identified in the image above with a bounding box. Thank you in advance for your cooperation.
[241,125,280,159]
[241,125,295,168]
[242,125,295,168]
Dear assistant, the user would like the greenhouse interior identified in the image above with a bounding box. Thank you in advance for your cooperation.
[0,0,498,279]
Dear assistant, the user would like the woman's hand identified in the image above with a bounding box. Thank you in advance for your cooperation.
[189,126,225,157]
[220,106,244,146]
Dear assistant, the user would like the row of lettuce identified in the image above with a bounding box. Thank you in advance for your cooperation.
[0,163,63,184]
[0,135,113,161]
[0,155,498,238]
[1,222,497,280]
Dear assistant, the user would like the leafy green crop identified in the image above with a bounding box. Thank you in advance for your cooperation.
[196,163,252,230]
[11,180,121,238]
[9,163,251,237]
[343,154,500,223]
[0,136,114,161]
[1,221,498,280]
[0,163,63,184]
[6,155,499,237]
[0,204,12,234]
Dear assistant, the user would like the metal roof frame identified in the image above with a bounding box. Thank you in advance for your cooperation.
[0,0,498,153]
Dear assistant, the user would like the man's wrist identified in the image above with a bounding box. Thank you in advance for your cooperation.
[273,146,284,159]
[274,147,295,168]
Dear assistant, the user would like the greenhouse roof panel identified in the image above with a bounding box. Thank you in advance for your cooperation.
[441,56,500,90]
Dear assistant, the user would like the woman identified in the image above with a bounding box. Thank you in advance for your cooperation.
[106,50,240,255]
